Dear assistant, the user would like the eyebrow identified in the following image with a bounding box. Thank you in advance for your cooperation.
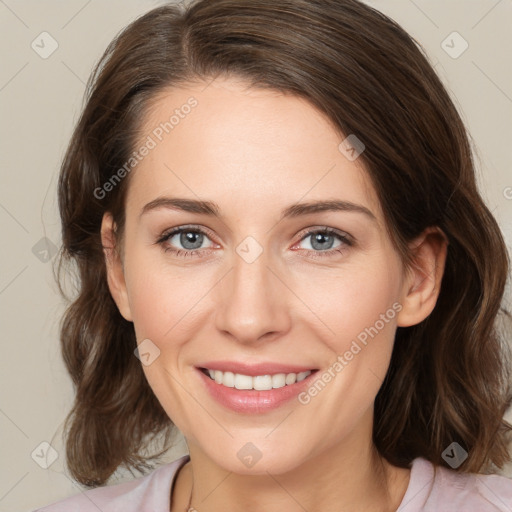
[139,197,377,222]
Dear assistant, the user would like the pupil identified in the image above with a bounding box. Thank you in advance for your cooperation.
[181,231,203,249]
[312,233,333,250]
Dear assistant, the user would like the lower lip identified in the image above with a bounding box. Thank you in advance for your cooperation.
[196,367,318,413]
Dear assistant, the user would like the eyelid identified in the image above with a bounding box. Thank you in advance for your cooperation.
[156,224,353,257]
[157,224,351,244]
[156,224,218,245]
[293,225,353,245]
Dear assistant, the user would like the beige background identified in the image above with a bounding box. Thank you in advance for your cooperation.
[1,1,511,511]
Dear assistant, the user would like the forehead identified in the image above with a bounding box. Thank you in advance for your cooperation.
[126,77,383,225]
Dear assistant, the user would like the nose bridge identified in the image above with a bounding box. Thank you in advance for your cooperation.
[214,238,290,343]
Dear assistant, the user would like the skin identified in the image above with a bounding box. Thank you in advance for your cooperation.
[101,77,448,512]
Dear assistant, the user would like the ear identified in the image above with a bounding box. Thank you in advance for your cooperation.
[396,226,448,327]
[100,212,133,322]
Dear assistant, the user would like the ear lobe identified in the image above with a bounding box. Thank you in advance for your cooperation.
[396,226,449,328]
[100,212,133,322]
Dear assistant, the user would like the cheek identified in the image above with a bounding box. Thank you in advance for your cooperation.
[124,270,169,342]
[294,256,402,351]
[294,257,402,421]
[122,249,208,425]
[123,245,216,351]
[293,260,402,431]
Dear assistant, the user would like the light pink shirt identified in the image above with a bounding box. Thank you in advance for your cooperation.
[34,454,512,511]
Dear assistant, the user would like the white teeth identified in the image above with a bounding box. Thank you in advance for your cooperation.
[271,373,286,389]
[205,369,313,390]
[234,373,253,390]
[296,371,311,382]
[285,373,297,385]
[223,371,235,387]
[254,374,273,390]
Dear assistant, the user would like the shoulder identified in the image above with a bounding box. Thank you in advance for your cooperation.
[398,457,512,512]
[33,454,190,512]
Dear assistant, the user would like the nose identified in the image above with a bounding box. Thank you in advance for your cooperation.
[214,246,292,345]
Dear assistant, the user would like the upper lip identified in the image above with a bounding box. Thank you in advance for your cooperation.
[196,361,318,376]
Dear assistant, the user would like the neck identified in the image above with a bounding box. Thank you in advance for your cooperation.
[171,416,410,512]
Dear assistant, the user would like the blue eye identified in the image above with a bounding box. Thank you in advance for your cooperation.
[293,227,352,259]
[156,225,352,259]
[300,230,343,251]
[156,225,215,258]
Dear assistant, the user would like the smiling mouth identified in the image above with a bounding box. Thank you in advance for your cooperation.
[199,367,318,391]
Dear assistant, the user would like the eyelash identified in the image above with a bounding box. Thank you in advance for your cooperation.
[155,225,353,260]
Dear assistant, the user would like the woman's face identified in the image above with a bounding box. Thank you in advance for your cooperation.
[102,77,439,474]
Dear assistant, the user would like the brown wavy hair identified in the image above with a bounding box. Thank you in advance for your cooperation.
[53,0,512,488]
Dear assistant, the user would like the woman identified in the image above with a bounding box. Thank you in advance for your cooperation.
[37,0,512,510]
